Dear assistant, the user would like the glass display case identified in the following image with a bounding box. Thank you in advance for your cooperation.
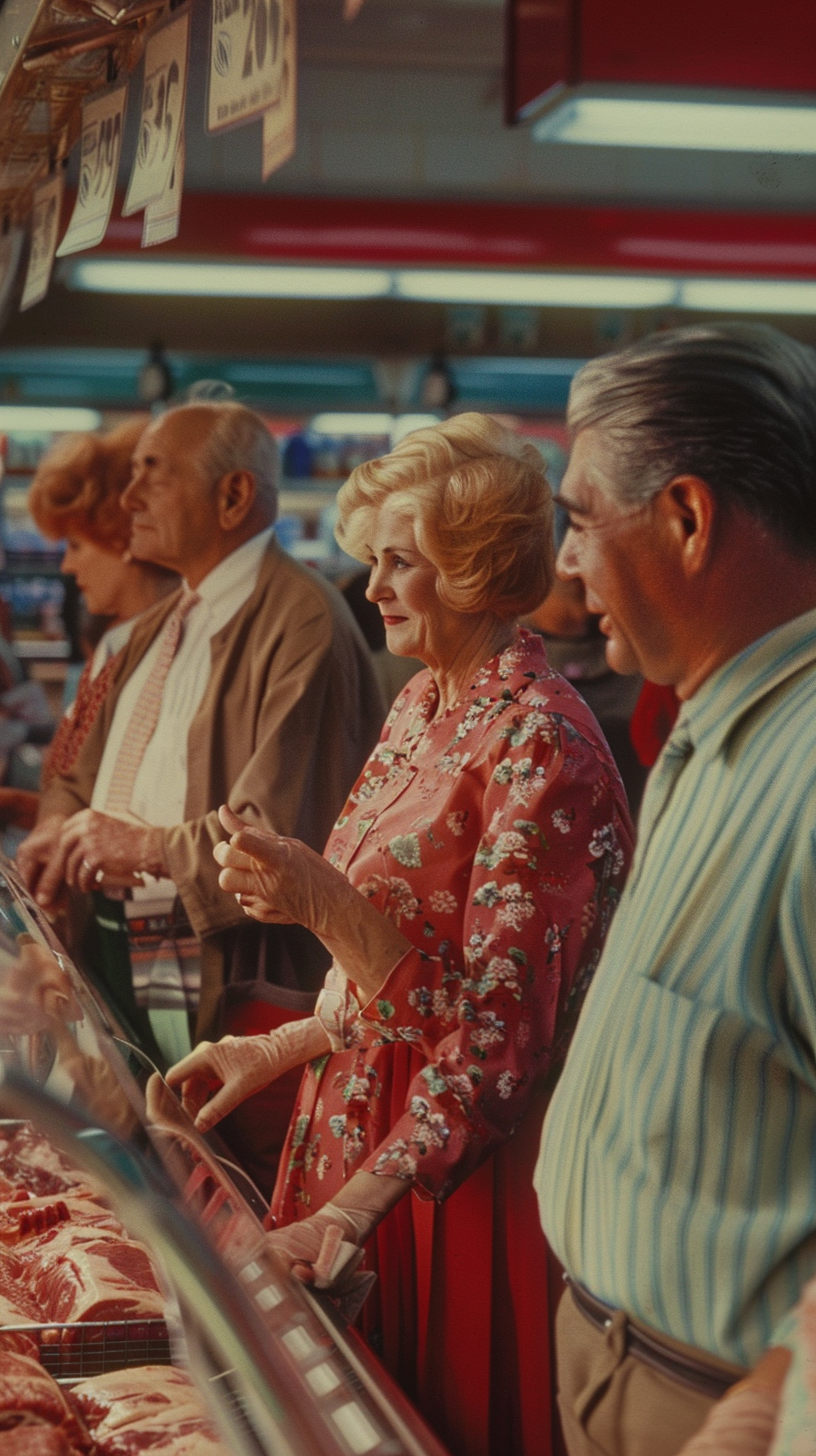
[0,856,450,1456]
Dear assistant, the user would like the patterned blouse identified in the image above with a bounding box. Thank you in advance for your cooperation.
[274,630,633,1215]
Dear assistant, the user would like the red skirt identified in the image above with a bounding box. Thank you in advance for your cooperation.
[272,1042,566,1456]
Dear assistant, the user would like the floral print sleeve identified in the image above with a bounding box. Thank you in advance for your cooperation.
[324,634,633,1202]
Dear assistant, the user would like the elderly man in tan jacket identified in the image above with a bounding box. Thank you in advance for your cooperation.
[18,402,384,1083]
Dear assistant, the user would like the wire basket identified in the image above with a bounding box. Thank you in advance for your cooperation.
[4,1319,171,1380]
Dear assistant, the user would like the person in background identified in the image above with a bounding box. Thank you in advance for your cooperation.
[0,419,176,835]
[525,511,647,813]
[17,402,383,1192]
[536,322,816,1456]
[166,413,633,1456]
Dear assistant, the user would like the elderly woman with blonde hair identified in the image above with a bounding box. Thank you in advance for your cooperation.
[168,413,633,1456]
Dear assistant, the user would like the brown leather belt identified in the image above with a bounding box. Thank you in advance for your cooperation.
[566,1277,743,1401]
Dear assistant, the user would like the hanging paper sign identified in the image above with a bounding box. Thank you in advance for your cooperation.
[56,84,127,257]
[142,127,185,247]
[0,231,25,326]
[20,172,64,311]
[208,0,288,132]
[261,0,295,180]
[123,9,190,216]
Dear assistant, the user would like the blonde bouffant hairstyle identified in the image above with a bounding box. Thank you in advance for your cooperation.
[335,413,554,621]
[28,416,149,553]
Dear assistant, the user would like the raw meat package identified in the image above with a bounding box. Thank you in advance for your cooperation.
[71,1365,229,1456]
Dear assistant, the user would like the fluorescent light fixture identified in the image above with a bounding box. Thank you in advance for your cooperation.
[0,406,101,432]
[394,270,677,308]
[68,260,393,299]
[681,278,816,313]
[61,257,816,317]
[392,414,441,443]
[310,413,394,435]
[533,96,816,153]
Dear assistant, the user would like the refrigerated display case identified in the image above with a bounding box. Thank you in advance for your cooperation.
[0,856,450,1456]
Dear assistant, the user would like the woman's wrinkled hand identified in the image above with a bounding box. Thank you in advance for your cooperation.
[165,1034,288,1133]
[164,1018,331,1133]
[214,804,353,935]
[266,1206,362,1285]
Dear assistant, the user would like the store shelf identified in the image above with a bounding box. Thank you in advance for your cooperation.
[279,489,340,515]
[14,638,69,659]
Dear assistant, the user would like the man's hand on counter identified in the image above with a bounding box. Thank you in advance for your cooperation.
[17,813,68,904]
[23,809,170,910]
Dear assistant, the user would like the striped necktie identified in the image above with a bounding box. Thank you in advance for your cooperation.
[105,589,200,816]
[631,717,694,884]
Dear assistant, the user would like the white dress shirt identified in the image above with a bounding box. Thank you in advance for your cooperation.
[91,527,274,899]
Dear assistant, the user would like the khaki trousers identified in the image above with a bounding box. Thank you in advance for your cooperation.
[555,1288,745,1456]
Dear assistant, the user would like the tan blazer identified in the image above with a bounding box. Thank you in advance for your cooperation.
[40,539,385,1032]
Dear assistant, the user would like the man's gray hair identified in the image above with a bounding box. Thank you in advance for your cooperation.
[166,400,279,518]
[567,322,816,554]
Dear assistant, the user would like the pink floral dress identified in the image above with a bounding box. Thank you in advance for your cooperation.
[272,629,633,1456]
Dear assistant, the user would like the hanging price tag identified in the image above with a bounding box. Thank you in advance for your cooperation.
[57,83,127,257]
[0,231,25,324]
[124,8,190,216]
[20,172,64,311]
[208,0,288,132]
[142,127,185,247]
[261,0,295,180]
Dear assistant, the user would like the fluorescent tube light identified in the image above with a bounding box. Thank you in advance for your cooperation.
[0,406,101,432]
[680,278,816,313]
[394,270,678,308]
[310,413,394,435]
[68,261,393,299]
[533,97,816,153]
[61,258,816,318]
[392,414,442,443]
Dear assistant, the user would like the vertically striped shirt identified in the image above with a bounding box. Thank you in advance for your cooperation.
[536,608,816,1368]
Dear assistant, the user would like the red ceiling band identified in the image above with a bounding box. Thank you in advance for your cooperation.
[90,194,816,279]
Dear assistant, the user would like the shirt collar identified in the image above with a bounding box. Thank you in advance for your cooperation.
[677,606,816,760]
[184,526,275,609]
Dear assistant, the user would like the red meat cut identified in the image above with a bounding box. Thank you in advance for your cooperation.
[0,1424,84,1456]
[0,1191,123,1246]
[20,1227,165,1324]
[0,1347,90,1452]
[71,1366,228,1456]
[0,1130,85,1200]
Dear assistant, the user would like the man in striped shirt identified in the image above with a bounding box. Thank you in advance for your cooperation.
[535,323,816,1456]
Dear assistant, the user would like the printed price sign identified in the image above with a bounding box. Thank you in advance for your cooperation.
[21,172,64,311]
[124,9,189,216]
[208,0,289,132]
[142,128,185,247]
[57,84,127,257]
[261,0,295,180]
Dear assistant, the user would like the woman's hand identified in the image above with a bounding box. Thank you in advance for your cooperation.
[214,804,352,933]
[214,805,413,1003]
[165,1018,331,1133]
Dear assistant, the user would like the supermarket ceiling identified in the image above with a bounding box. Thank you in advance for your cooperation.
[161,0,816,210]
[2,0,816,369]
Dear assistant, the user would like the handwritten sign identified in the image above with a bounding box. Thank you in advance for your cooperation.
[142,128,185,247]
[208,0,288,132]
[57,84,127,257]
[0,231,25,326]
[261,0,295,179]
[21,172,64,311]
[124,9,189,216]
